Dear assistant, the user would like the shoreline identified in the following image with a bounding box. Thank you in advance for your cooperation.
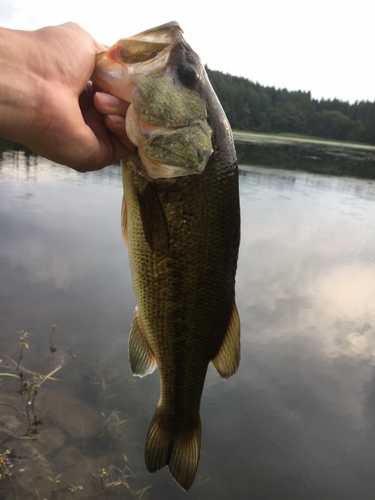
[233,131,375,152]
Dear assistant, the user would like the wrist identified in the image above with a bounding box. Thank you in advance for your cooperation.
[0,27,45,146]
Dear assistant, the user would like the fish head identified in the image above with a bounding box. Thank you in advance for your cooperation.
[92,21,213,179]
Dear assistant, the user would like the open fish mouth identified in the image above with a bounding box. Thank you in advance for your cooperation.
[107,21,183,64]
[92,22,213,179]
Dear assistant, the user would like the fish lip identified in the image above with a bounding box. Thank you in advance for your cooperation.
[126,21,183,44]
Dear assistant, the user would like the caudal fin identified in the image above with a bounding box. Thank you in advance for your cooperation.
[145,407,201,491]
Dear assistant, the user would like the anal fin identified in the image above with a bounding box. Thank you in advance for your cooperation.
[211,301,240,379]
[128,306,157,377]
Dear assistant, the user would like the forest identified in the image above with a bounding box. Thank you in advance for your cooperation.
[206,68,375,145]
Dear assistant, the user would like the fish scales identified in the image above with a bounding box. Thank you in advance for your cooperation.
[92,21,240,491]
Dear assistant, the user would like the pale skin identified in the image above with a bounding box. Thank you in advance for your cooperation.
[0,22,135,172]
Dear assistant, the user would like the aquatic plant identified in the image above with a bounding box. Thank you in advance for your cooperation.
[48,473,62,493]
[0,359,18,379]
[68,484,84,495]
[0,449,12,480]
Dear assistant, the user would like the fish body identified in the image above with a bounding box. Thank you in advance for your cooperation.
[92,22,240,490]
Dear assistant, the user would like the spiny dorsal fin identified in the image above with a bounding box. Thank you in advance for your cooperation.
[145,406,201,491]
[211,301,240,379]
[128,307,157,377]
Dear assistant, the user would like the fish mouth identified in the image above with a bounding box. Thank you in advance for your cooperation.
[92,22,212,179]
[93,21,183,99]
[116,21,183,63]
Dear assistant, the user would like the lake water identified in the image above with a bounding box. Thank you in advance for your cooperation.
[1,146,375,499]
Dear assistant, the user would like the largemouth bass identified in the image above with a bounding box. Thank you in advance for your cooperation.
[92,21,240,491]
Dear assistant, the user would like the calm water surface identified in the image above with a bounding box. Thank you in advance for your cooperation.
[1,150,375,499]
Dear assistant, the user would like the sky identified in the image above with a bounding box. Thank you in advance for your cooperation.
[1,0,374,103]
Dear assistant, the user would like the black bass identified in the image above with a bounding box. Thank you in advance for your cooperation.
[92,21,240,491]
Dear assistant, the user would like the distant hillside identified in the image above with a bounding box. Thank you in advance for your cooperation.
[206,68,375,146]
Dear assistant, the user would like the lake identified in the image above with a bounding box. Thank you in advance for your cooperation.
[1,143,375,499]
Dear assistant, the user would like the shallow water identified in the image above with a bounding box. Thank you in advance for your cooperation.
[1,150,375,499]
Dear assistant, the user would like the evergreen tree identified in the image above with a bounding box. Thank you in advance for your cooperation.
[206,67,375,145]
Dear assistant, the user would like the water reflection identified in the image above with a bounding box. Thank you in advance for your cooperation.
[236,141,375,179]
[1,151,375,499]
[234,167,375,499]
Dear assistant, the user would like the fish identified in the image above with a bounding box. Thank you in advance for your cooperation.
[92,21,240,491]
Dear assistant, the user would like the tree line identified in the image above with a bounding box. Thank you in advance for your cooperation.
[206,68,375,145]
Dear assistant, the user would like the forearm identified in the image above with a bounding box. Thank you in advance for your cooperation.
[0,27,43,145]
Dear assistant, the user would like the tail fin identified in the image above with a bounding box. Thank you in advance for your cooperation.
[145,407,201,491]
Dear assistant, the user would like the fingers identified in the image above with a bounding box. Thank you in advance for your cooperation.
[94,92,130,116]
[93,92,136,152]
[105,115,136,153]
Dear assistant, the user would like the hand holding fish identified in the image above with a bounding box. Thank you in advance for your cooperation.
[0,22,133,171]
[93,91,133,146]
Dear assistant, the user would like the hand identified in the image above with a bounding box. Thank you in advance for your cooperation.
[0,23,135,172]
[93,91,135,154]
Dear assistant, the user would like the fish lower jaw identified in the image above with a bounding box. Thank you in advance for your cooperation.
[125,105,210,179]
[139,154,201,179]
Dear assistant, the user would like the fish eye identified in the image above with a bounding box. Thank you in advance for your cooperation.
[177,64,198,88]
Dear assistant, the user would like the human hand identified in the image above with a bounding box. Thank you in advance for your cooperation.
[92,91,135,153]
[0,23,135,172]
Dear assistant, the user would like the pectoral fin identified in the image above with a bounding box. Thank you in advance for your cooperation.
[211,302,240,379]
[128,307,157,377]
[137,184,169,253]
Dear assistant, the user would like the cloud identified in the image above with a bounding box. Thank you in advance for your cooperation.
[0,0,17,22]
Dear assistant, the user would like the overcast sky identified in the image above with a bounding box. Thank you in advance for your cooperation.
[1,0,374,103]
